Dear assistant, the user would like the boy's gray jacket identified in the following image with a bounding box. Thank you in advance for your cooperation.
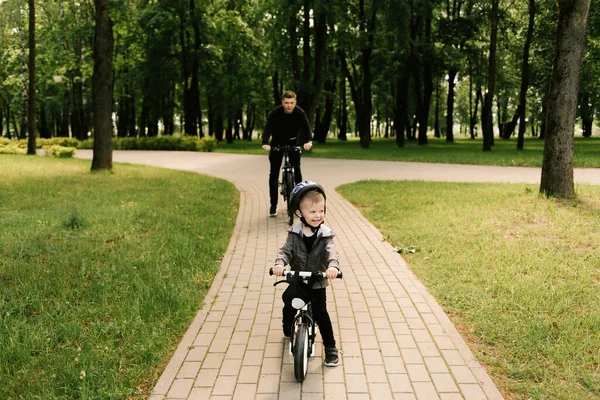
[274,223,340,288]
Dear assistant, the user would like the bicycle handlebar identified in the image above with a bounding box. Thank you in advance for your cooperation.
[270,145,302,152]
[269,268,343,280]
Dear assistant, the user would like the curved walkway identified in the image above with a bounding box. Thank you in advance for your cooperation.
[77,151,600,400]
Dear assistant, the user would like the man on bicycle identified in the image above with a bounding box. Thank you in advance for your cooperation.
[262,90,313,217]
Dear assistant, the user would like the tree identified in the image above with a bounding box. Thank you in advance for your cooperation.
[26,0,36,155]
[481,0,499,151]
[516,0,536,150]
[579,2,600,137]
[91,0,113,171]
[338,0,379,148]
[539,0,591,197]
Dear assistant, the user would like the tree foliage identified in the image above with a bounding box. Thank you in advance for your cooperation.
[0,0,597,150]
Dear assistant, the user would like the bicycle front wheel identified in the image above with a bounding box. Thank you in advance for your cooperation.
[293,323,309,382]
[284,172,295,225]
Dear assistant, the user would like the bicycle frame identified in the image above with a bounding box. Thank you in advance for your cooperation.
[269,268,342,382]
[271,146,301,225]
[289,296,316,356]
[280,151,295,200]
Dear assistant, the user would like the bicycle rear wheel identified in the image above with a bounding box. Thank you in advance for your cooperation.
[293,323,309,382]
[284,171,294,225]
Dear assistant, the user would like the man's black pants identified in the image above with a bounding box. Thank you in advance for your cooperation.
[269,149,302,207]
[282,287,336,348]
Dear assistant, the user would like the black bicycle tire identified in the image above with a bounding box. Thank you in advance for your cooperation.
[285,172,294,225]
[294,323,309,382]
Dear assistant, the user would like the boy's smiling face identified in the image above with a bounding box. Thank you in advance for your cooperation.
[297,196,325,228]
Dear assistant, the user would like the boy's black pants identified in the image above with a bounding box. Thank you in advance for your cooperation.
[268,150,302,207]
[282,287,336,348]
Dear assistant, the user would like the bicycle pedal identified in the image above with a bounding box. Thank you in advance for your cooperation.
[289,341,293,355]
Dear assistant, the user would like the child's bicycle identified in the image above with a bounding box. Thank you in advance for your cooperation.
[269,268,342,382]
[270,145,302,225]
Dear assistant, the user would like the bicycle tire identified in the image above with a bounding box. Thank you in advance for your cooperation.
[294,323,309,382]
[285,172,295,225]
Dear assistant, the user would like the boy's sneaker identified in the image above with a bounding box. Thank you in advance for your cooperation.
[324,346,339,367]
[269,205,277,217]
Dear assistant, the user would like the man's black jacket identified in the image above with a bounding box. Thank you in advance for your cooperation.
[262,105,313,146]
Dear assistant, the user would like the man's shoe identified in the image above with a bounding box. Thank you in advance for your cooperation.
[324,346,339,367]
[269,205,277,217]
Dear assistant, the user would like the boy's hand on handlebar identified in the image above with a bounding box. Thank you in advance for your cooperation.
[325,267,339,280]
[262,144,271,152]
[272,265,285,276]
[303,142,312,151]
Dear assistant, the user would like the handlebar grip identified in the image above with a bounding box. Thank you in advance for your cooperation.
[269,268,274,276]
[337,271,343,279]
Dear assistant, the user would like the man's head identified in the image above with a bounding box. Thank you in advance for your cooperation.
[281,90,297,114]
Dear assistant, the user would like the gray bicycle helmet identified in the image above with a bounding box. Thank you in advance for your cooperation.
[289,181,326,212]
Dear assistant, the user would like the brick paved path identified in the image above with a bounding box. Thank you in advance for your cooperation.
[76,150,593,400]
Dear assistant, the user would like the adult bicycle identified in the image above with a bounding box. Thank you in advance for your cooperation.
[270,145,302,225]
[270,268,343,382]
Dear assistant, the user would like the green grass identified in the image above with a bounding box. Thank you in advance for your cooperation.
[337,180,600,400]
[214,135,600,167]
[0,155,238,399]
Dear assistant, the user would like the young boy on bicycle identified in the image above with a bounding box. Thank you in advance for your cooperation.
[271,181,340,367]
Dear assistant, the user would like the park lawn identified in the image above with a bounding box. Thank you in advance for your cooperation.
[0,155,238,399]
[337,180,600,400]
[213,135,600,168]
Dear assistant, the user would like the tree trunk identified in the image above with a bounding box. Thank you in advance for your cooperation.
[179,12,194,137]
[338,2,376,149]
[208,98,214,136]
[27,0,36,155]
[226,118,233,144]
[394,68,409,147]
[0,101,3,137]
[117,79,131,137]
[191,0,203,137]
[128,93,136,137]
[517,0,536,150]
[501,109,519,140]
[482,0,499,151]
[315,91,335,143]
[71,74,83,139]
[243,104,255,140]
[288,0,301,86]
[337,76,348,140]
[163,87,175,136]
[531,109,537,137]
[418,13,433,146]
[272,71,281,106]
[59,86,70,137]
[315,71,336,142]
[539,0,591,197]
[434,81,441,138]
[471,87,482,139]
[214,116,224,142]
[18,24,28,140]
[446,68,458,142]
[40,103,51,139]
[234,109,242,140]
[580,93,593,137]
[4,104,12,139]
[91,0,114,171]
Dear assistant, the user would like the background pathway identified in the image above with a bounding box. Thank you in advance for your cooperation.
[77,151,600,400]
